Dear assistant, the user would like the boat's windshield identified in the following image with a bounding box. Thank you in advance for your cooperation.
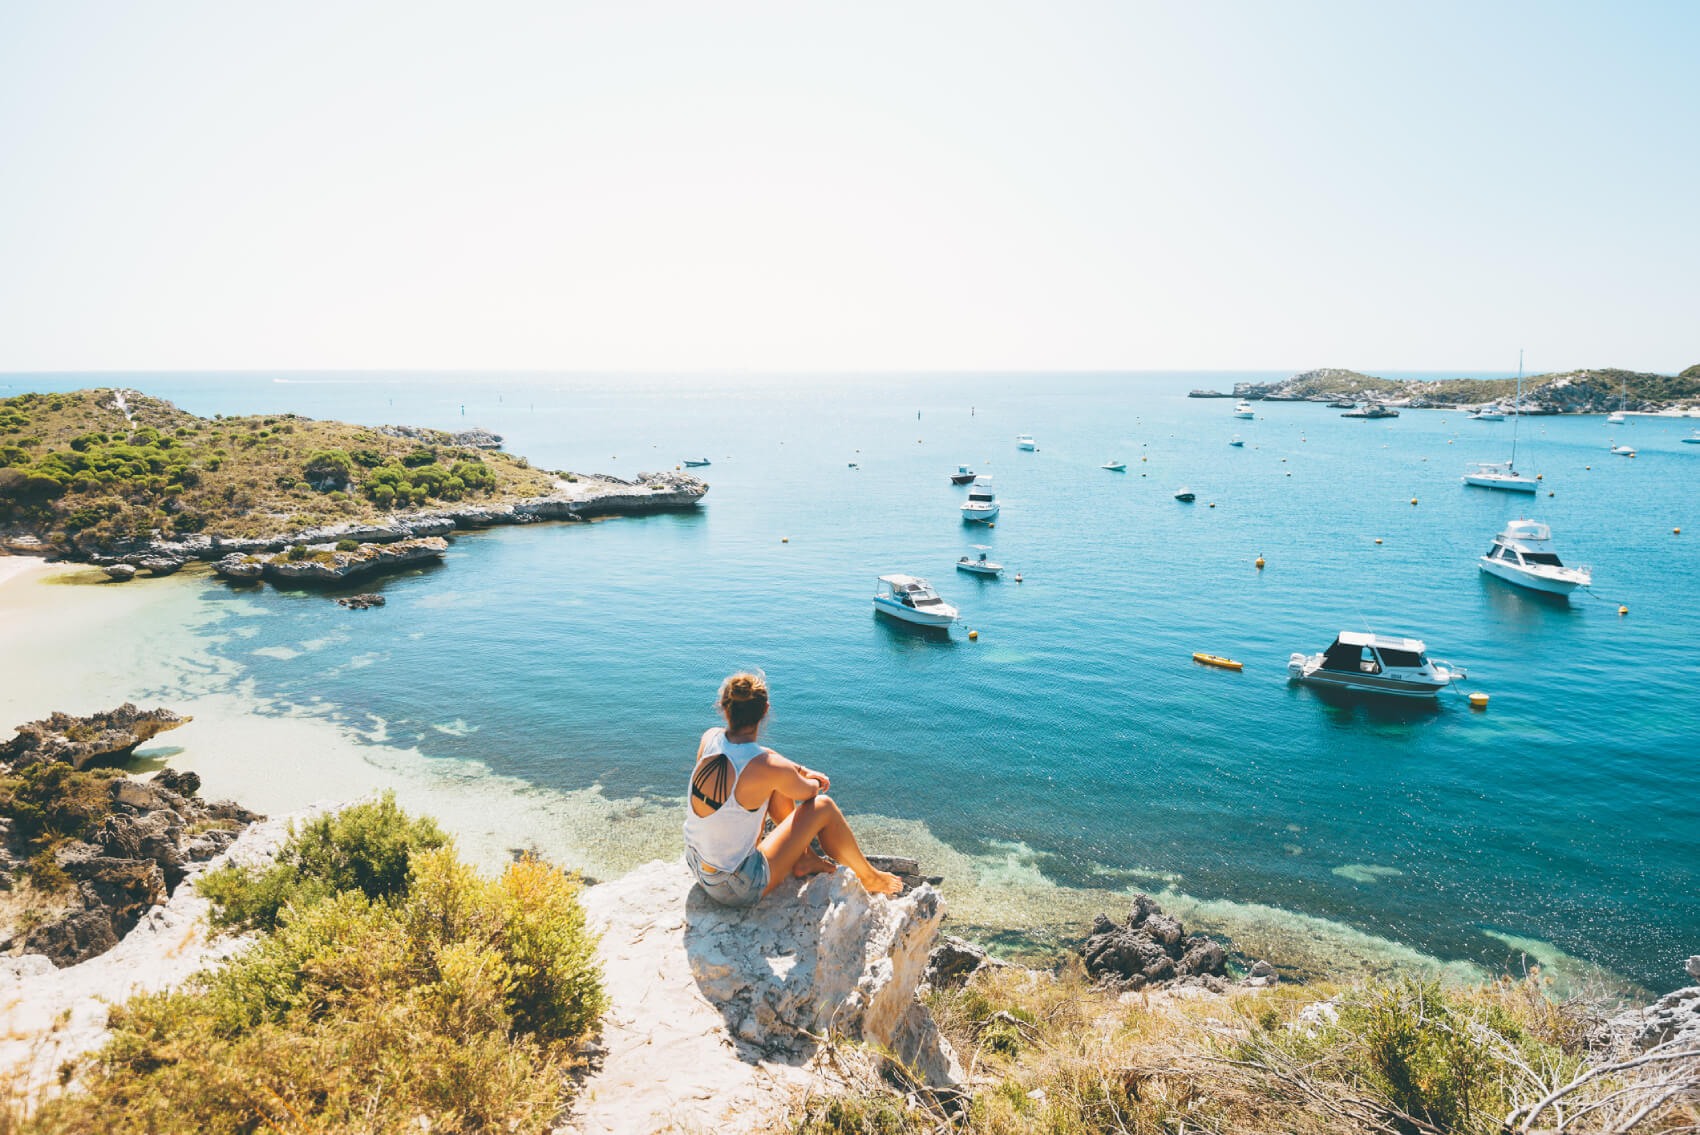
[1521,552,1563,566]
[1378,647,1422,668]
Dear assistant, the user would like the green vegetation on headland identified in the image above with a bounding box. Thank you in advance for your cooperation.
[1236,365,1700,412]
[21,794,607,1135]
[0,389,558,552]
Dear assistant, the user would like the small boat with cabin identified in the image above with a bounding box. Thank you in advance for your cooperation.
[1287,632,1464,698]
[1016,435,1037,451]
[1173,487,1195,502]
[872,575,959,627]
[1683,430,1700,445]
[956,546,1003,576]
[950,464,978,484]
[1228,436,1244,447]
[1478,519,1591,596]
[683,458,711,467]
[1101,460,1126,471]
[960,475,1000,523]
[1611,444,1636,457]
[1234,401,1256,419]
[1468,408,1505,421]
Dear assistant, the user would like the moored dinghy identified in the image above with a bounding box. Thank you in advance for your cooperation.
[1101,460,1126,471]
[1174,487,1195,502]
[873,575,959,627]
[1288,632,1464,698]
[956,546,1003,576]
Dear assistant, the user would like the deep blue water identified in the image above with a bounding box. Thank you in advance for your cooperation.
[8,371,1698,991]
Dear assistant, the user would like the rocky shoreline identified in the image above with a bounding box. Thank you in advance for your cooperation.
[1228,365,1700,414]
[3,469,707,581]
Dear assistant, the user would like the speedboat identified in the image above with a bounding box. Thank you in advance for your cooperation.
[1479,519,1590,595]
[873,575,959,627]
[960,475,1000,522]
[1462,461,1539,493]
[1233,401,1256,419]
[1174,487,1195,502]
[1228,436,1244,447]
[1101,460,1126,471]
[1016,435,1036,451]
[1683,430,1700,444]
[683,458,711,467]
[956,547,1003,576]
[1611,444,1636,456]
[1288,632,1464,698]
[950,464,978,484]
[1469,409,1505,421]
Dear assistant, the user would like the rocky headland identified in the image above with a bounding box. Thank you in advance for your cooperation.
[1231,365,1700,413]
[0,388,709,581]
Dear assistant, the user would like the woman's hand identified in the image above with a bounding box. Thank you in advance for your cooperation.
[802,768,830,794]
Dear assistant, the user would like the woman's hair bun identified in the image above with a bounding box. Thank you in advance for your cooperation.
[718,671,770,728]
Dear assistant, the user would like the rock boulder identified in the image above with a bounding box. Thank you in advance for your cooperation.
[1079,892,1232,991]
[0,704,191,771]
[565,858,959,1135]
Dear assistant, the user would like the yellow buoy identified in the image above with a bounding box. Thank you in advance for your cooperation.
[1676,527,1682,535]
[1618,605,1628,616]
[968,630,978,640]
[1255,556,1265,569]
[1536,474,1542,480]
[1411,498,1419,505]
[988,522,995,528]
[781,537,789,543]
[1209,502,1216,508]
[1586,465,1591,470]
[1375,538,1383,544]
[1469,692,1489,709]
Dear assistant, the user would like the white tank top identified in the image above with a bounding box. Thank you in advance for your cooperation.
[682,728,769,872]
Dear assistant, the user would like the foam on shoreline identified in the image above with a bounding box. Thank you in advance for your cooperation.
[0,565,1636,997]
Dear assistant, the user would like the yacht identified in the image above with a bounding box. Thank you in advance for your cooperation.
[956,547,1003,576]
[960,475,1000,522]
[1233,401,1257,419]
[1479,520,1591,595]
[1229,436,1244,447]
[949,464,978,484]
[1611,444,1636,457]
[1607,411,1626,425]
[873,575,959,627]
[1101,460,1126,471]
[1682,430,1700,445]
[1016,435,1037,451]
[1469,408,1505,421]
[1288,632,1464,698]
[1173,487,1195,502]
[1463,352,1539,491]
[1463,461,1538,493]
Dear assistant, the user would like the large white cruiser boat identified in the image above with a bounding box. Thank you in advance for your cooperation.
[872,575,959,627]
[960,475,1000,523]
[1288,632,1464,698]
[1016,434,1036,450]
[1479,520,1591,595]
[1233,401,1256,419]
[1463,461,1539,493]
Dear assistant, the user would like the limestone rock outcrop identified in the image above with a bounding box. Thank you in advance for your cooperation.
[0,704,190,771]
[1080,892,1232,991]
[565,858,959,1135]
[1599,959,1700,1054]
[214,536,448,584]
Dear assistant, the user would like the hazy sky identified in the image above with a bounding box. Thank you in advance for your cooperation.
[1,1,1694,373]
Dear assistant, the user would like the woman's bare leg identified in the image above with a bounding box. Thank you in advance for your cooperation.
[766,791,833,878]
[759,795,902,897]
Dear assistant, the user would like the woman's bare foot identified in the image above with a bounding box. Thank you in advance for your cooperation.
[792,850,836,878]
[857,868,904,896]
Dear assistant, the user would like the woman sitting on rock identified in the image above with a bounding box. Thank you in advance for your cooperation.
[684,671,902,908]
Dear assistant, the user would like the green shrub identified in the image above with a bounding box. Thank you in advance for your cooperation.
[334,538,359,552]
[0,761,122,848]
[199,792,448,934]
[284,543,308,561]
[401,446,439,468]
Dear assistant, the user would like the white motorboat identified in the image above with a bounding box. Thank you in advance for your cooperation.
[1479,519,1591,595]
[1462,461,1538,493]
[956,546,1003,576]
[1462,352,1540,491]
[1469,409,1505,421]
[960,475,1000,522]
[1611,444,1636,457]
[873,575,959,627]
[1233,401,1256,419]
[1288,632,1464,698]
[1016,435,1036,451]
[1228,436,1244,447]
[1101,460,1126,471]
[1607,411,1626,425]
[1173,487,1195,502]
[1682,430,1700,445]
[949,464,978,484]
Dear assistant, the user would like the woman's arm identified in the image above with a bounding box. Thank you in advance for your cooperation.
[750,750,828,799]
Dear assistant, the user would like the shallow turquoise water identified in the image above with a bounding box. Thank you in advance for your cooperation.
[8,371,1698,991]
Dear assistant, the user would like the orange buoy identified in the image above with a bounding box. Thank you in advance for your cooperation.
[1255,556,1265,569]
[1619,605,1628,616]
[1375,538,1383,544]
[968,630,978,640]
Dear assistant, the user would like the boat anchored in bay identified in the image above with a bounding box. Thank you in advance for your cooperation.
[1463,351,1540,492]
[873,575,959,627]
[960,475,1000,523]
[1288,632,1464,698]
[956,546,1003,576]
[1479,520,1591,596]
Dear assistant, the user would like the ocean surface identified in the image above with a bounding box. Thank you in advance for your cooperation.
[6,371,1698,994]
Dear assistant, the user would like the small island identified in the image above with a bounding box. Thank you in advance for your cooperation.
[0,389,707,576]
[1235,365,1700,413]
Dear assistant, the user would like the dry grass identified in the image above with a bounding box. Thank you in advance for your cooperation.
[788,963,1699,1135]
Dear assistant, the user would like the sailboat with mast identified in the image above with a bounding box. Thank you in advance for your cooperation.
[1607,374,1628,424]
[1462,352,1540,493]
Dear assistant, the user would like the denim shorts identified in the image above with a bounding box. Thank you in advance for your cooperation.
[686,845,770,908]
